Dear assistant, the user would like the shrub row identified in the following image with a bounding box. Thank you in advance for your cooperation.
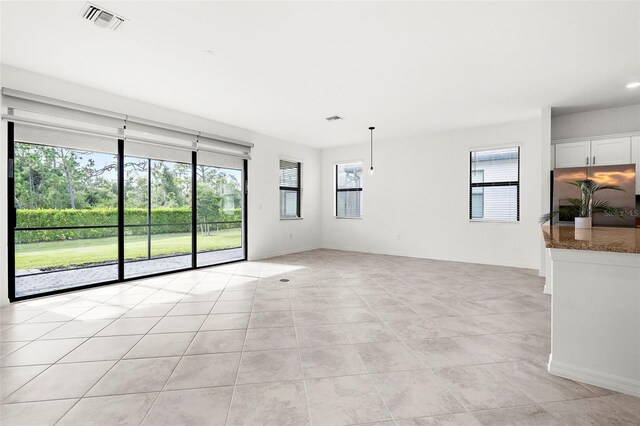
[16,208,241,243]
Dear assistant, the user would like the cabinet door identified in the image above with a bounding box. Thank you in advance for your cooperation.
[591,137,631,166]
[632,136,640,194]
[555,141,590,168]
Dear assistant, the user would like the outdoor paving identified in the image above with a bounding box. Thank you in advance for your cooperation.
[15,249,244,298]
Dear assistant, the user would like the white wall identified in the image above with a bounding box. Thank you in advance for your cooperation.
[247,135,321,260]
[0,66,551,307]
[551,104,640,141]
[0,65,321,306]
[321,118,543,269]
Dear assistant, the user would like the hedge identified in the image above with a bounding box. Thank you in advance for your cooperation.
[16,208,241,243]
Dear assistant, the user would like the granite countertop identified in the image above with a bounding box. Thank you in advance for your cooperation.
[541,225,640,254]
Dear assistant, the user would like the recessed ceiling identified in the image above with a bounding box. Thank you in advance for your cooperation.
[1,1,639,148]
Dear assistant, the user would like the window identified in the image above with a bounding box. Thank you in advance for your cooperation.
[469,147,520,222]
[336,162,363,218]
[280,160,301,218]
[13,138,119,297]
[470,170,486,219]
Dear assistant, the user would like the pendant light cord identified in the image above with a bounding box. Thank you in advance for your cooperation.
[369,126,375,171]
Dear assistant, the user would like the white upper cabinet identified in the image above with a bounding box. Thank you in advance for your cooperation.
[555,141,590,168]
[590,137,631,166]
[554,136,633,168]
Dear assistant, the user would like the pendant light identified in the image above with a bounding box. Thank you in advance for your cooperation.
[369,126,375,175]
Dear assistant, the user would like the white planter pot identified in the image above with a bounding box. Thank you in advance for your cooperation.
[575,217,592,229]
[574,227,592,241]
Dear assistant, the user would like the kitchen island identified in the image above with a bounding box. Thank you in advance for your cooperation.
[542,225,640,397]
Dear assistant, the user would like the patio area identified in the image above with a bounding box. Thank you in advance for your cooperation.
[15,249,244,298]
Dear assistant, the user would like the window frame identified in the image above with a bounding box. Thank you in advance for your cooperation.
[335,161,363,219]
[279,159,302,219]
[468,146,520,223]
[8,125,248,302]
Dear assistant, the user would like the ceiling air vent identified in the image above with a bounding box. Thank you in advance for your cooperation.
[80,2,125,31]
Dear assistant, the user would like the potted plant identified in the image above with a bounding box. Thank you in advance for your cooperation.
[540,179,624,228]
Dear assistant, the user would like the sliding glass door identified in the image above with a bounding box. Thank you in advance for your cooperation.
[11,124,119,298]
[9,122,247,301]
[123,156,193,278]
[196,152,245,267]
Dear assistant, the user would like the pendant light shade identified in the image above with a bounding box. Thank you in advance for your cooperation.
[369,126,375,175]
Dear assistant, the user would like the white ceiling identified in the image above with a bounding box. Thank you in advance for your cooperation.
[2,1,639,148]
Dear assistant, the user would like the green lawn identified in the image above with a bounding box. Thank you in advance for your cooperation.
[15,229,241,270]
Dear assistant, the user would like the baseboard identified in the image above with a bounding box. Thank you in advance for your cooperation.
[249,243,540,275]
[543,284,551,295]
[319,244,539,271]
[549,359,640,397]
[248,245,321,261]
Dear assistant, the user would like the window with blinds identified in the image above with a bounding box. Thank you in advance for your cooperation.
[279,160,301,218]
[469,147,520,222]
[336,162,363,218]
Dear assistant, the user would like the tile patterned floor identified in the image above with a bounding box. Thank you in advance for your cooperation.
[1,249,639,425]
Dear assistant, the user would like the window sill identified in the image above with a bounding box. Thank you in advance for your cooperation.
[335,216,362,220]
[469,219,519,223]
[280,217,303,221]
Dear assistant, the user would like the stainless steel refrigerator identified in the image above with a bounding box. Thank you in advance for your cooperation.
[552,163,636,227]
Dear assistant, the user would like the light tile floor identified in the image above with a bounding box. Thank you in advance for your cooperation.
[1,249,639,425]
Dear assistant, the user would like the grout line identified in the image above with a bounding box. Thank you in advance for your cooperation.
[49,273,216,424]
[223,272,259,426]
[50,358,127,425]
[0,307,133,402]
[38,281,175,419]
[2,255,571,425]
[291,281,314,426]
[1,335,91,401]
[137,273,230,425]
[598,394,640,422]
[331,300,397,423]
[347,288,474,417]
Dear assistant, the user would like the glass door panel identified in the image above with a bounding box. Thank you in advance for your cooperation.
[196,162,244,267]
[13,140,119,297]
[124,157,192,278]
[123,156,149,278]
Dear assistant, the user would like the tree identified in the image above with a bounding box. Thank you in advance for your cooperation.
[13,144,120,211]
[13,142,243,243]
[55,148,78,209]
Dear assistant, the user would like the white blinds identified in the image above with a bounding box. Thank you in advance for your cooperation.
[199,133,252,160]
[124,118,197,163]
[336,162,363,189]
[14,123,118,154]
[279,160,300,188]
[469,147,520,222]
[126,120,197,147]
[2,88,253,161]
[122,120,252,164]
[3,88,125,144]
[279,160,300,218]
[198,150,244,170]
[470,148,519,183]
[3,88,125,130]
[335,162,362,218]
